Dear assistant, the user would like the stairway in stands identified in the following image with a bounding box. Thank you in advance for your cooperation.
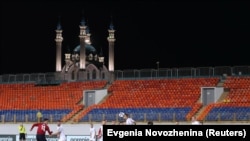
[195,77,231,121]
[63,82,113,123]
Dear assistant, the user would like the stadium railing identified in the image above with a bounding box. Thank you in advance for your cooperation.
[0,66,250,83]
[1,113,250,123]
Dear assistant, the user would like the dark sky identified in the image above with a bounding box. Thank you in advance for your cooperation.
[1,0,250,75]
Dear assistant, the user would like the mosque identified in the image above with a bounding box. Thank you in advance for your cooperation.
[55,16,115,81]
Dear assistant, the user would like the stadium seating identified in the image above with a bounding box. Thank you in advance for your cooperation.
[0,81,107,122]
[79,107,191,122]
[0,109,70,122]
[76,77,220,122]
[198,76,250,121]
[2,76,250,123]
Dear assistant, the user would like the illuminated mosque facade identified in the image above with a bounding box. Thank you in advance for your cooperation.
[55,16,115,81]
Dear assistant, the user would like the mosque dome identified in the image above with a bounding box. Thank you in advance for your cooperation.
[73,44,96,54]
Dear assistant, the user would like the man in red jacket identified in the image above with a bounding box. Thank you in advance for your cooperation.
[30,118,53,141]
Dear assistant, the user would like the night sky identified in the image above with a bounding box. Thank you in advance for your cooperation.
[1,0,250,75]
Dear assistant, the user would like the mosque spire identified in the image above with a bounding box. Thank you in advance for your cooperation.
[85,26,91,44]
[79,11,87,70]
[65,45,71,61]
[107,15,115,72]
[57,16,62,30]
[80,16,86,26]
[80,10,86,26]
[98,47,104,64]
[109,16,114,30]
[55,16,63,72]
[86,26,90,34]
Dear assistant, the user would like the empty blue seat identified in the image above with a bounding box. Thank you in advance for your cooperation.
[206,107,250,121]
[0,109,71,122]
[81,107,192,122]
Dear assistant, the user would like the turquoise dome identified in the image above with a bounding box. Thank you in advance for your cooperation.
[73,44,96,53]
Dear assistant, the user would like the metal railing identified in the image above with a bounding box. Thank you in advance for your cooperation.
[1,113,250,123]
[0,114,66,123]
[0,66,250,83]
[115,66,250,79]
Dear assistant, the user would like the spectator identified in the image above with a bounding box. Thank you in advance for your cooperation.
[18,123,27,141]
[36,110,43,122]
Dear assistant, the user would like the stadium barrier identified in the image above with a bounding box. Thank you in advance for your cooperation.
[0,66,250,83]
[0,135,90,141]
[1,113,250,123]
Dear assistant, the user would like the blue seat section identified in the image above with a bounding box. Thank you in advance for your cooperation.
[0,109,71,122]
[205,107,250,121]
[80,107,191,122]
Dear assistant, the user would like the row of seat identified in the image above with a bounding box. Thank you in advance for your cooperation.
[198,76,250,121]
[205,106,250,121]
[0,109,71,122]
[0,81,107,110]
[2,76,250,122]
[79,107,192,122]
[77,78,220,121]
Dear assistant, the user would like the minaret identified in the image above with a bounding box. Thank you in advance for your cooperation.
[107,20,115,71]
[64,46,71,72]
[98,47,105,65]
[65,46,71,62]
[85,27,91,44]
[55,18,63,72]
[79,17,87,70]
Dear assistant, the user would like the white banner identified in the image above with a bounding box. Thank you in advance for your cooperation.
[16,135,58,141]
[1,135,90,141]
[66,135,90,141]
[0,135,16,141]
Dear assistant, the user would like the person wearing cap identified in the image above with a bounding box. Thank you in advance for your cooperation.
[30,118,53,141]
[50,120,66,141]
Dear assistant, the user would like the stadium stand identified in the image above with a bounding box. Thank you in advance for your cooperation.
[75,77,220,122]
[1,67,250,123]
[197,76,250,121]
[0,81,107,122]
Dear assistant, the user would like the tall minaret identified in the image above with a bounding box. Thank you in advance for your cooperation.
[64,46,71,72]
[85,27,91,44]
[79,17,87,70]
[55,18,63,72]
[107,20,115,71]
